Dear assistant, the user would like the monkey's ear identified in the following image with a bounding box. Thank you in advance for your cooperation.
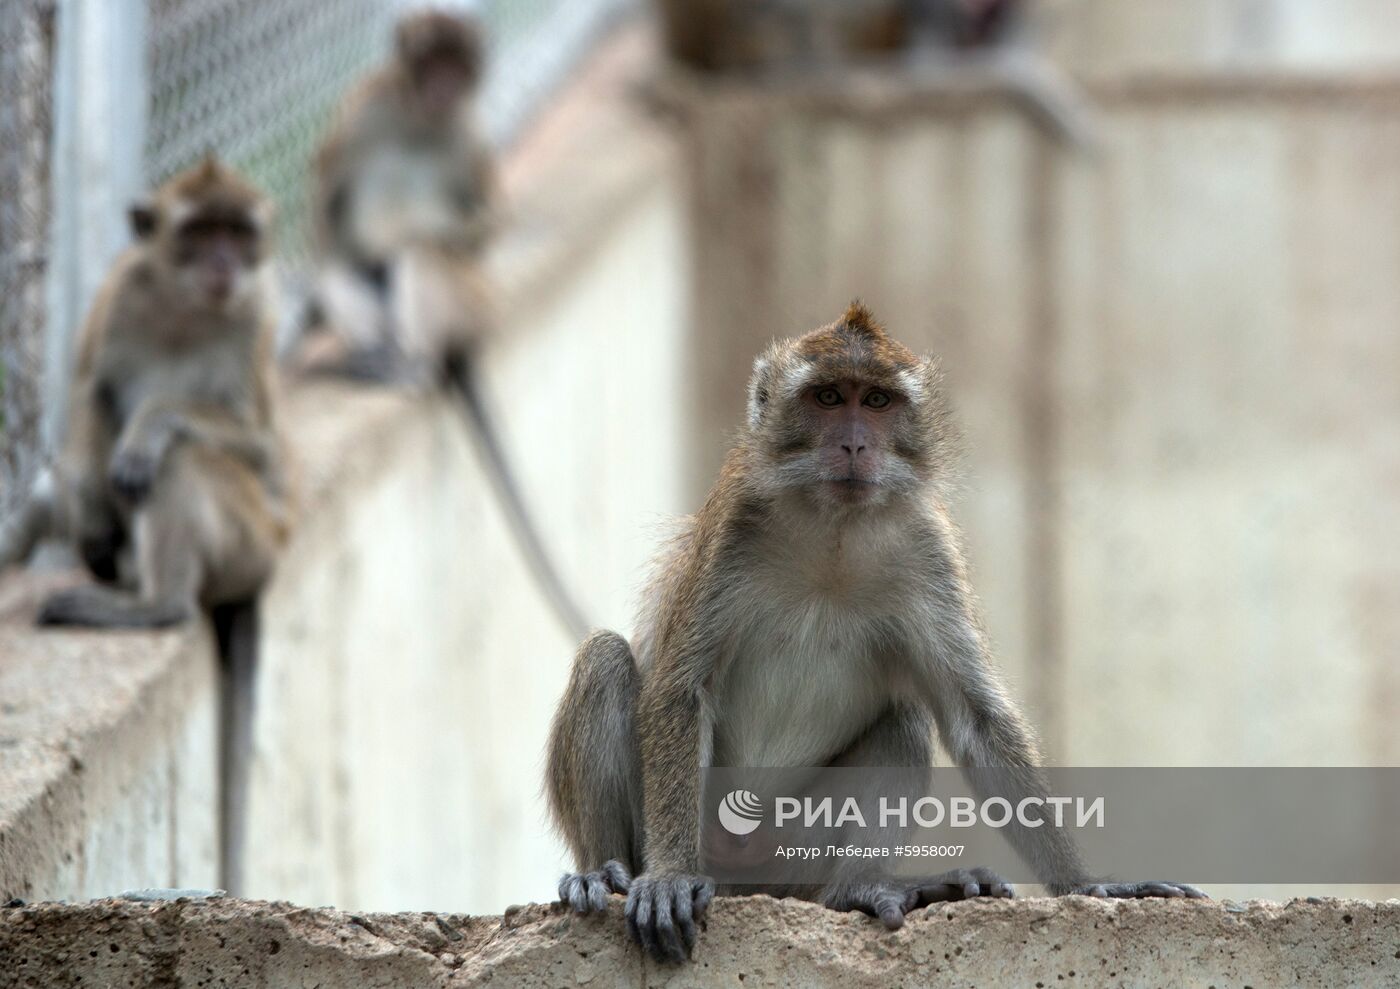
[128,201,158,239]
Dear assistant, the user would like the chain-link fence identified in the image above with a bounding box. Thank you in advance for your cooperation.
[145,0,632,269]
[0,0,54,516]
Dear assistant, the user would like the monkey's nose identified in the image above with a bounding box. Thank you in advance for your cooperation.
[841,444,866,455]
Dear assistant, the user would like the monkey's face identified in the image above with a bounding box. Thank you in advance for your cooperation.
[132,157,273,318]
[397,12,482,118]
[166,206,264,312]
[747,306,946,510]
[761,373,922,509]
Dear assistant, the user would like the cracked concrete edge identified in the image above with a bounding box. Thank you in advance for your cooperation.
[3,894,1397,988]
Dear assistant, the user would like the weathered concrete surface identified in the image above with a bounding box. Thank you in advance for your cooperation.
[0,575,219,904]
[2,895,1396,988]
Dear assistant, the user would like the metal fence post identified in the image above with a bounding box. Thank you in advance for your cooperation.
[43,0,148,448]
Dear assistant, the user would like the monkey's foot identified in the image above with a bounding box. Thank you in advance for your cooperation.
[823,867,1014,931]
[37,585,190,628]
[1071,881,1207,900]
[624,872,715,964]
[558,860,631,914]
[821,882,919,930]
[912,866,1016,904]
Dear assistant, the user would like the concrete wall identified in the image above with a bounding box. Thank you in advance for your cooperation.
[0,584,219,903]
[250,174,690,915]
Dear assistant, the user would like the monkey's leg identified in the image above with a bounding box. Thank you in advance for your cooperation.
[37,480,200,627]
[39,449,278,628]
[304,262,404,382]
[546,629,642,912]
[817,704,1013,929]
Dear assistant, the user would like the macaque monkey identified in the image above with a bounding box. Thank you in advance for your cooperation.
[302,11,590,639]
[306,7,498,381]
[655,0,1096,147]
[547,305,1201,963]
[0,156,291,627]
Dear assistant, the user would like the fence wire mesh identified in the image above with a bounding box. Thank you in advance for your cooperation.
[145,0,632,271]
[0,0,54,515]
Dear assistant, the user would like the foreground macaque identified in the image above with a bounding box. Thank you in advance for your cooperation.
[547,305,1201,963]
[0,157,291,626]
[306,7,498,380]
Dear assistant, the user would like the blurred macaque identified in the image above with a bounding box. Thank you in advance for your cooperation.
[0,157,292,627]
[305,8,498,381]
[655,0,1025,74]
[655,0,1094,147]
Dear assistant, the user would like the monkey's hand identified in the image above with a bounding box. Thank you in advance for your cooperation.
[823,867,1014,930]
[1070,881,1208,900]
[558,860,631,914]
[910,866,1016,905]
[108,445,163,504]
[624,871,714,964]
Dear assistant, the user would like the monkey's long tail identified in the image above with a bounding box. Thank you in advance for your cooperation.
[446,355,593,642]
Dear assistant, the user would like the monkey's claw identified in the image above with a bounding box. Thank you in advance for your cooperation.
[558,860,631,914]
[109,448,160,503]
[1073,881,1207,900]
[913,866,1016,904]
[624,872,714,964]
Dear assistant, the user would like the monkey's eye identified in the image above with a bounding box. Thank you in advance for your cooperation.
[863,390,892,410]
[814,387,843,408]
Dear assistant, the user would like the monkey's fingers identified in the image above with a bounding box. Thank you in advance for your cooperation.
[624,882,657,958]
[691,876,715,917]
[913,867,1014,905]
[625,875,713,963]
[873,886,914,930]
[1074,881,1208,900]
[559,872,608,913]
[558,860,633,913]
[826,883,916,930]
[671,883,696,956]
[600,860,633,895]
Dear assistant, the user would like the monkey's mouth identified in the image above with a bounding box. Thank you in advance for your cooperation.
[824,477,880,502]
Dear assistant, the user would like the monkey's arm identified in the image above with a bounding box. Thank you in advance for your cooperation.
[441,139,501,254]
[312,87,378,261]
[111,399,273,501]
[916,510,1203,898]
[625,539,735,963]
[628,640,718,962]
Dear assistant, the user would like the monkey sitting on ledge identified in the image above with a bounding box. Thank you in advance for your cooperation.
[547,304,1202,963]
[303,8,498,383]
[0,156,292,627]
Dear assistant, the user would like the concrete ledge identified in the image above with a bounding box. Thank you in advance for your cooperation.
[0,578,219,903]
[3,894,1394,987]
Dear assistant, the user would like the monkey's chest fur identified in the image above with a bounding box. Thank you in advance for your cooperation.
[705,540,911,770]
